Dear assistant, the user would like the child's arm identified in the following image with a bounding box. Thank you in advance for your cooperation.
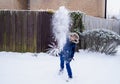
[71,44,76,58]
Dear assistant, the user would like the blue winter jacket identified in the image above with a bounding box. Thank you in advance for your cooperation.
[59,38,76,62]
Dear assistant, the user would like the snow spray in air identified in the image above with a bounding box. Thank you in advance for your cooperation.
[52,6,71,51]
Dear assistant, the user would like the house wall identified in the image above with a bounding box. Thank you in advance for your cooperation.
[0,0,27,10]
[0,0,105,17]
[30,0,105,18]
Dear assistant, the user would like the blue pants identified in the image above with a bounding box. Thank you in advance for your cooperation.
[60,55,72,78]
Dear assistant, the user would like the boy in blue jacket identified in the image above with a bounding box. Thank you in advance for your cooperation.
[59,32,79,79]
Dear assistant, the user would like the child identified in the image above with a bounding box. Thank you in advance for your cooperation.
[59,32,79,79]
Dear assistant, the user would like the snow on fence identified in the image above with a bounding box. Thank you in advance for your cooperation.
[83,15,120,35]
[0,10,53,52]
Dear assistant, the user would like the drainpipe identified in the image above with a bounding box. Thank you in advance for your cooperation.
[27,0,30,10]
[105,0,107,19]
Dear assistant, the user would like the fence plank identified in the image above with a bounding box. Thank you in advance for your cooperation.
[41,12,45,52]
[21,11,28,52]
[15,11,22,52]
[37,12,42,52]
[3,11,7,51]
[10,11,16,51]
[27,11,35,52]
[9,11,13,51]
[33,11,37,52]
[0,11,3,51]
[5,11,11,51]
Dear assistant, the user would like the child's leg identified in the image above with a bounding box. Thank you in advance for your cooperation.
[66,62,72,78]
[60,55,64,70]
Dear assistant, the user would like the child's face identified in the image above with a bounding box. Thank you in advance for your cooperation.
[70,35,77,42]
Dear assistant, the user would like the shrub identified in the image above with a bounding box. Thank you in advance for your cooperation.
[82,29,120,55]
[70,11,85,50]
[70,11,84,33]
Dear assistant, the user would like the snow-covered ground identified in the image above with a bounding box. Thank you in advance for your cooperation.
[0,47,120,84]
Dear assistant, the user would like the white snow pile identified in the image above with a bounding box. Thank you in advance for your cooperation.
[0,46,120,84]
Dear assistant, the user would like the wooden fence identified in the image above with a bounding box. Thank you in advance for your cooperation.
[82,15,120,35]
[0,10,120,52]
[0,10,53,52]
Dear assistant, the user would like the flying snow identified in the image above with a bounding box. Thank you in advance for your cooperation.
[52,6,71,51]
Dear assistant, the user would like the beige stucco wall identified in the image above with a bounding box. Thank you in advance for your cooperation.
[0,0,105,17]
[0,0,27,10]
[30,0,105,18]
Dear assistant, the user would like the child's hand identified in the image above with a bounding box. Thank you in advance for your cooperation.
[68,58,72,62]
